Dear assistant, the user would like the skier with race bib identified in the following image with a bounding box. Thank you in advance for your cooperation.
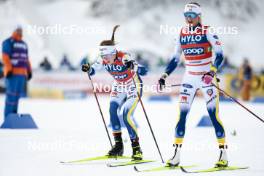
[158,2,228,167]
[82,25,147,161]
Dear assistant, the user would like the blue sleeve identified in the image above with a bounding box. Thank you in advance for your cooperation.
[206,31,224,71]
[89,67,95,76]
[213,52,224,70]
[165,56,179,75]
[2,39,12,56]
[137,65,148,76]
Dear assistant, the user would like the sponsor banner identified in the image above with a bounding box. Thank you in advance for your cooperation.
[28,71,93,91]
[28,71,226,99]
[225,74,264,97]
[29,88,64,99]
[28,71,184,98]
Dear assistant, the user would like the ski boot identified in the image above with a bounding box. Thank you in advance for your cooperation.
[106,133,124,157]
[166,144,182,167]
[215,145,228,167]
[131,139,143,161]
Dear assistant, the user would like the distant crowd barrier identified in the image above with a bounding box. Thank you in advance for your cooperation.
[26,71,264,100]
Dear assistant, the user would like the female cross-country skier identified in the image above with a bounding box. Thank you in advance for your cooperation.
[82,25,147,161]
[158,2,228,167]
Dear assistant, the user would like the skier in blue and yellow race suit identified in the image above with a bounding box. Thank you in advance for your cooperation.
[158,2,228,167]
[82,25,147,160]
[2,26,32,119]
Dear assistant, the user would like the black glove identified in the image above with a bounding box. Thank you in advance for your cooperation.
[124,60,135,70]
[82,63,91,72]
[158,78,165,90]
[158,73,168,91]
[6,71,12,78]
[27,72,32,81]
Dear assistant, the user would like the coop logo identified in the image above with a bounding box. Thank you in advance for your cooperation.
[183,48,204,55]
[113,74,128,80]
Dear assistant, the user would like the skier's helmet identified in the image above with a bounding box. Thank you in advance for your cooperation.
[184,2,201,18]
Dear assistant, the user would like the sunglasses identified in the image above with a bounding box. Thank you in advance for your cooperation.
[101,54,111,59]
[184,12,199,19]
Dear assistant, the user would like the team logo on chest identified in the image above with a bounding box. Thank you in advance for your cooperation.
[104,64,123,72]
[181,35,202,43]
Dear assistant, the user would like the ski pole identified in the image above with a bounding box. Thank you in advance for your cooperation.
[132,73,165,163]
[166,84,182,88]
[156,84,181,93]
[87,73,113,147]
[212,83,264,124]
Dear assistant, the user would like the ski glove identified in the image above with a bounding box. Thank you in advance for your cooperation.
[27,72,32,81]
[202,71,215,84]
[6,71,12,78]
[158,73,168,91]
[82,63,91,72]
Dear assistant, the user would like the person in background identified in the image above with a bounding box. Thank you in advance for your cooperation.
[0,60,3,78]
[2,26,32,118]
[39,56,52,71]
[79,55,89,67]
[136,53,149,70]
[157,57,166,68]
[239,58,252,101]
[0,60,4,91]
[59,54,75,71]
[261,68,264,75]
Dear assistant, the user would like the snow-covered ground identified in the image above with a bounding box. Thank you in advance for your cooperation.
[0,95,263,176]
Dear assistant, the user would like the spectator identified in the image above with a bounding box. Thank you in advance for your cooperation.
[157,57,166,67]
[260,68,264,75]
[0,60,3,78]
[136,53,149,69]
[222,56,236,69]
[59,54,75,71]
[0,61,5,93]
[239,58,253,101]
[1,26,32,118]
[39,56,52,71]
[79,55,89,68]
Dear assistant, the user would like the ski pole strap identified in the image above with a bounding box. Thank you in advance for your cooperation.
[167,84,182,88]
